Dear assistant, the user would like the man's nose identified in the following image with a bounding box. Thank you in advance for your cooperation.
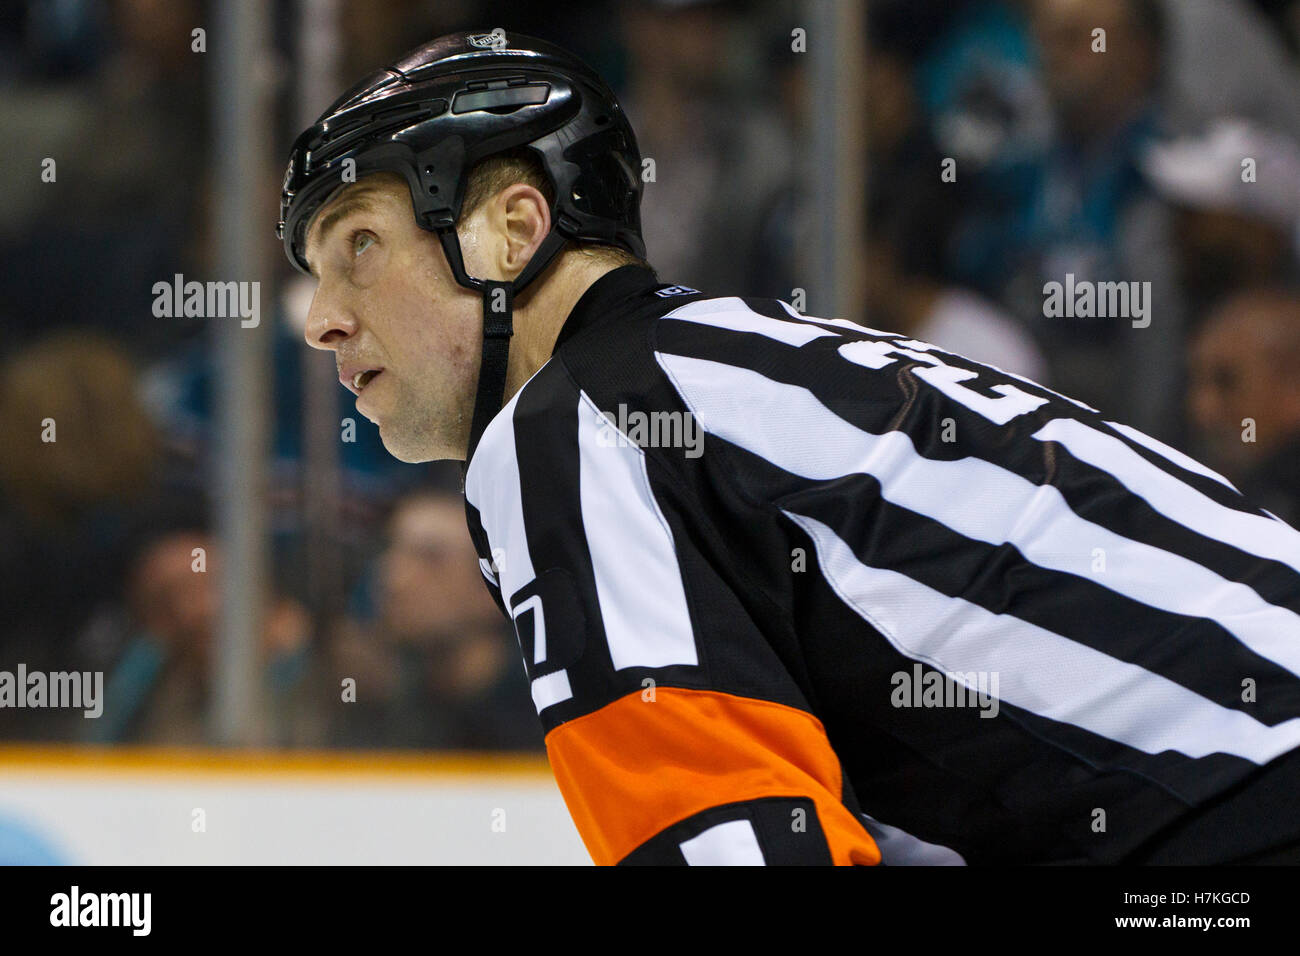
[304,291,358,349]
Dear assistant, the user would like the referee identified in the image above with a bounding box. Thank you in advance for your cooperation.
[278,30,1300,865]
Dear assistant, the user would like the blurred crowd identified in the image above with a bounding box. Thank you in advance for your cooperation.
[1,0,1298,748]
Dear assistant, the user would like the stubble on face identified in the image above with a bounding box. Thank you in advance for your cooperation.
[306,174,483,462]
[372,243,480,463]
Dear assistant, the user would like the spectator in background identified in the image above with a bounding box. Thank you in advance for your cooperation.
[141,167,448,653]
[862,234,1050,383]
[924,0,1300,286]
[327,491,542,751]
[863,169,1049,381]
[910,0,1053,178]
[0,332,171,742]
[617,0,793,293]
[871,0,1300,443]
[140,277,437,625]
[0,0,207,358]
[0,333,159,530]
[87,530,314,746]
[903,0,1054,296]
[1142,119,1300,327]
[1187,287,1300,524]
[993,0,1190,438]
[855,24,1049,381]
[930,0,1168,338]
[1012,0,1166,314]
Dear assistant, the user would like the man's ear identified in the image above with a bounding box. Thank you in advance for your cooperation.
[496,183,552,280]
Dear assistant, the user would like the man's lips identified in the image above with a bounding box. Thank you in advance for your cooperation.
[338,364,386,396]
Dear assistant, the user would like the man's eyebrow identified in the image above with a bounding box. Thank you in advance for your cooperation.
[304,191,380,274]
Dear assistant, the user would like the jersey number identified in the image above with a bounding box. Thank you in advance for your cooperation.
[838,338,1048,425]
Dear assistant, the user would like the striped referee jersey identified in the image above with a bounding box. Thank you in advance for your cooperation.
[463,264,1300,865]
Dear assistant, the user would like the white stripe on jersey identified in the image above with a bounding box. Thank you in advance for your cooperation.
[531,670,574,713]
[1035,418,1300,571]
[467,388,577,712]
[678,819,766,865]
[654,353,1300,677]
[775,298,899,336]
[465,387,536,608]
[578,391,698,670]
[661,296,840,346]
[1102,419,1240,492]
[787,509,1300,765]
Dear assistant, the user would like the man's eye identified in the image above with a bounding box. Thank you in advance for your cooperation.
[352,232,374,257]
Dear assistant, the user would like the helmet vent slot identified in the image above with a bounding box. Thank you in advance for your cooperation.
[452,83,550,115]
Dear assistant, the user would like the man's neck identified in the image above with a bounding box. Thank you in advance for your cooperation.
[502,253,623,400]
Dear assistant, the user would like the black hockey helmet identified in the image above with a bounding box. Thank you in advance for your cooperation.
[276,28,645,458]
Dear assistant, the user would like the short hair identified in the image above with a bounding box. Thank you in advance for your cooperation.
[458,147,650,270]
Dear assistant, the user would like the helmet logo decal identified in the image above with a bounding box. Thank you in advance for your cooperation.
[468,28,507,50]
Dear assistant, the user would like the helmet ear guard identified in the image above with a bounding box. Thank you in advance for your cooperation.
[277,30,646,462]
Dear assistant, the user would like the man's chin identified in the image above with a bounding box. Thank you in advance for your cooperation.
[379,431,435,463]
[377,422,461,464]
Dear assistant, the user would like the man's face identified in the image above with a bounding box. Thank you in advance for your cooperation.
[378,495,500,643]
[1187,307,1300,470]
[132,533,219,661]
[1032,0,1153,134]
[302,172,482,462]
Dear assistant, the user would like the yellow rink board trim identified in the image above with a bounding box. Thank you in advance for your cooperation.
[0,745,555,781]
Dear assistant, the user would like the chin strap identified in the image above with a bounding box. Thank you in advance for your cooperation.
[466,277,514,463]
[443,226,570,482]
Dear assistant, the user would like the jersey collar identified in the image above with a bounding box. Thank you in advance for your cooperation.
[551,264,663,356]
